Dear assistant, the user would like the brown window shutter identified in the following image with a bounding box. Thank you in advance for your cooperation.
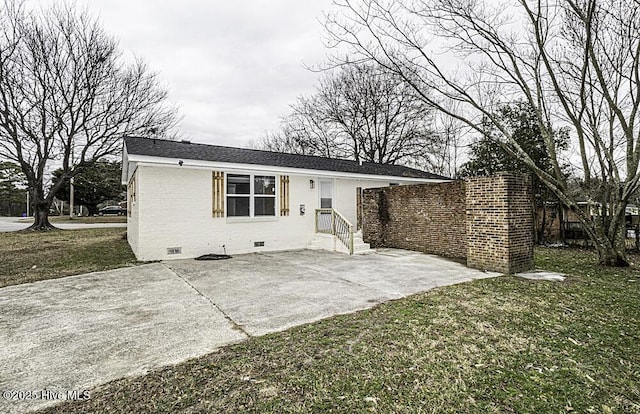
[212,171,225,217]
[279,175,289,216]
[127,174,136,217]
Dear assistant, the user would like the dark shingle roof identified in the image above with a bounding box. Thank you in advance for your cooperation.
[124,136,449,180]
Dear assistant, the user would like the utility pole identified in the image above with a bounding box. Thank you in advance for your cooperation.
[69,143,75,218]
[69,177,74,218]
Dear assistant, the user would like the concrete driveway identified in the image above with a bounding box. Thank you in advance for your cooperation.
[0,249,499,413]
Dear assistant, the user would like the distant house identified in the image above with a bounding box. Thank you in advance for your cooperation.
[538,200,640,244]
[121,136,449,261]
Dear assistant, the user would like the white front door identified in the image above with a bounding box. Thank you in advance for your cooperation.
[320,180,333,209]
[318,180,334,232]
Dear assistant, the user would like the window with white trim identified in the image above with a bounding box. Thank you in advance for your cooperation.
[226,174,276,217]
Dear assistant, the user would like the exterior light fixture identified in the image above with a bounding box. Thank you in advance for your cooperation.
[309,179,315,189]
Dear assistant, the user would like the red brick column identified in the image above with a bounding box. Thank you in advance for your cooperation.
[465,173,534,273]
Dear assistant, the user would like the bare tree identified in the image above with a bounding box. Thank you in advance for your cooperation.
[263,94,348,158]
[433,98,467,178]
[262,63,444,170]
[0,1,178,229]
[324,0,640,266]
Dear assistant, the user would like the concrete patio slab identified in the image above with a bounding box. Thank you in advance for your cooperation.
[0,264,245,414]
[165,249,500,336]
[1,248,500,413]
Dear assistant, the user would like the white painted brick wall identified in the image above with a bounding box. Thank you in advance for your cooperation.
[128,165,423,261]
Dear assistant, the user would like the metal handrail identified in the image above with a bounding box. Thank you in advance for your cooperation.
[315,208,354,254]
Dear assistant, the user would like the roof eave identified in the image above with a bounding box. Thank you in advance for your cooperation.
[126,154,450,183]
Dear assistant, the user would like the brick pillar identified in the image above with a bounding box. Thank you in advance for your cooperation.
[466,173,534,273]
[362,188,385,248]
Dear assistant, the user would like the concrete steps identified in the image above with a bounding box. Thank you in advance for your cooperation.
[352,231,374,255]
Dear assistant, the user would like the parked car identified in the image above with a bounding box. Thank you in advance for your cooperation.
[98,206,126,216]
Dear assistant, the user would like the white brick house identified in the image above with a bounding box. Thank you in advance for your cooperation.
[121,136,448,261]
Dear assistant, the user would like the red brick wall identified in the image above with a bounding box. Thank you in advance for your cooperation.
[362,181,467,258]
[361,173,534,273]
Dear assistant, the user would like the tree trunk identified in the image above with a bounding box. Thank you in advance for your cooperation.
[593,223,629,266]
[571,200,630,267]
[25,199,57,231]
[596,243,629,266]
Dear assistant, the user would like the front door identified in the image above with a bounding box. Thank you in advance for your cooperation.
[317,180,334,232]
[320,180,333,209]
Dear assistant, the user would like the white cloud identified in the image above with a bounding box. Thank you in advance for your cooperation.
[64,0,335,147]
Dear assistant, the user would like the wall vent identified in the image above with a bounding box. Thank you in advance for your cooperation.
[254,241,265,247]
[167,247,182,255]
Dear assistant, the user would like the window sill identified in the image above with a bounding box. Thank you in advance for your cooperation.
[225,216,279,223]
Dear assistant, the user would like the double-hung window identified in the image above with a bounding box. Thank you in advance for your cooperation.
[253,175,276,216]
[227,174,276,217]
[227,174,251,217]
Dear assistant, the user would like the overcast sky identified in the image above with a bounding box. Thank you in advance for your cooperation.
[70,0,335,148]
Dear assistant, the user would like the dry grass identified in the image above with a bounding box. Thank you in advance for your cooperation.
[0,228,137,288]
[38,247,640,413]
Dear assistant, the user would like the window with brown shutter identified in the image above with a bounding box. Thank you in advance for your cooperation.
[127,174,136,217]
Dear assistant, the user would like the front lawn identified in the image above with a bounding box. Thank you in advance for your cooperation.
[0,228,137,288]
[39,247,640,413]
[49,215,127,224]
